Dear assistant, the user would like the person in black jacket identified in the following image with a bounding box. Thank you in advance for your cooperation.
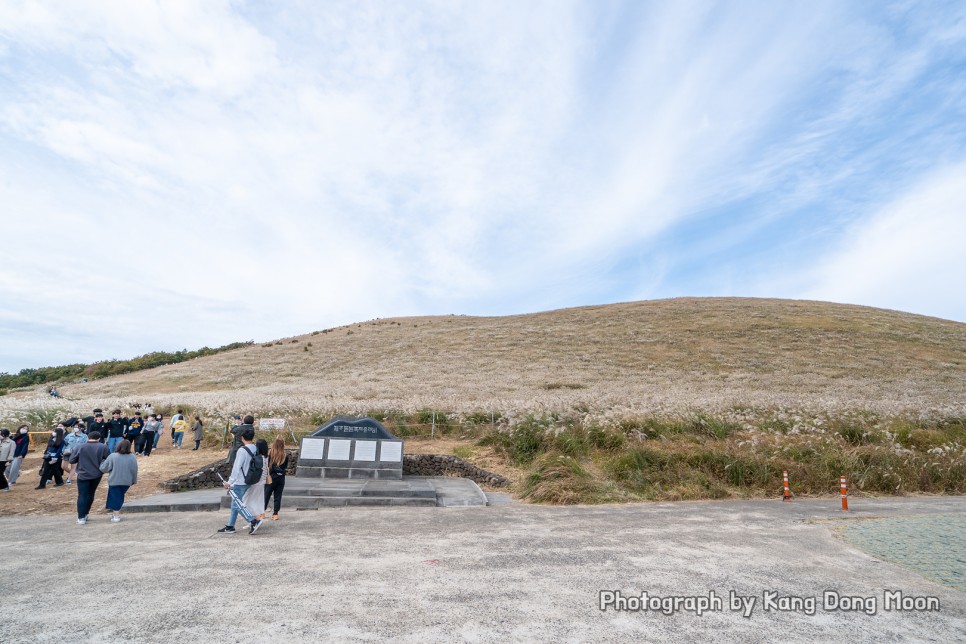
[264,438,289,520]
[227,415,253,465]
[87,412,110,444]
[81,408,101,429]
[36,427,66,488]
[124,412,144,447]
[106,409,128,454]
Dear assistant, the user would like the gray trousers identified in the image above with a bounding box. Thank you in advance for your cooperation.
[8,456,23,484]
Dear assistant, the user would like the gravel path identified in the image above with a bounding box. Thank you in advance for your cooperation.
[2,497,964,642]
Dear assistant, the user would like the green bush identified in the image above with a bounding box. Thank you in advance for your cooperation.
[478,416,552,465]
[552,427,591,459]
[521,454,619,504]
[0,341,254,389]
[587,425,626,450]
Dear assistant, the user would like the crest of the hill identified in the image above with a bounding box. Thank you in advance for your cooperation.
[52,298,966,417]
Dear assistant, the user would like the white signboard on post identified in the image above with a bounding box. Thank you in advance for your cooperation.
[258,418,286,430]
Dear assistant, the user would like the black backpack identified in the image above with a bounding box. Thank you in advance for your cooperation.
[242,446,264,485]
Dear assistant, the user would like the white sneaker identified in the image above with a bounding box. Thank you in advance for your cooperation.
[111,516,121,523]
[76,517,87,525]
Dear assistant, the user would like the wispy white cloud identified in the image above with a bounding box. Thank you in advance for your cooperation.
[0,1,964,372]
[799,163,966,321]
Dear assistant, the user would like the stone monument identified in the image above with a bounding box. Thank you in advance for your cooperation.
[296,416,404,480]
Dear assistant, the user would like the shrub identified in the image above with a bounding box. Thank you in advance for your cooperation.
[587,425,626,450]
[686,414,741,440]
[478,416,551,465]
[552,427,590,459]
[521,454,618,504]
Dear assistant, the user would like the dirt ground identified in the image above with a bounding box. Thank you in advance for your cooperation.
[0,436,519,516]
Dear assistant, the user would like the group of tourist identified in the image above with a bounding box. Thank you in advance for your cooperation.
[76,407,205,455]
[0,425,138,522]
[1,411,289,532]
[1,407,206,518]
[68,433,137,523]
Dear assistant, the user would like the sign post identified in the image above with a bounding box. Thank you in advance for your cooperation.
[258,418,296,444]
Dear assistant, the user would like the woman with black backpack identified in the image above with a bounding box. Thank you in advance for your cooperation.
[36,426,66,488]
[264,438,289,521]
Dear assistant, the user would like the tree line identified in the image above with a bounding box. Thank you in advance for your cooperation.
[0,341,254,393]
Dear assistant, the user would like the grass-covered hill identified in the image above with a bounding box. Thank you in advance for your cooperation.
[48,297,965,418]
[4,297,965,502]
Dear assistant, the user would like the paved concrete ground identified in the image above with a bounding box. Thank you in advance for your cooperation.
[2,497,964,642]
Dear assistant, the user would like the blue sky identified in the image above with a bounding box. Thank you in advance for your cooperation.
[1,1,965,374]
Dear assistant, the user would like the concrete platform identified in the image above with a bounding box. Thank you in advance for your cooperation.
[124,475,490,513]
[5,497,965,642]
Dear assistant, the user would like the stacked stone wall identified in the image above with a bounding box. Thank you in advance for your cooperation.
[161,449,298,491]
[162,450,508,490]
[403,454,508,487]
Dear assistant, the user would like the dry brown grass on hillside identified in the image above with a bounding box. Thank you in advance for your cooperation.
[7,298,966,420]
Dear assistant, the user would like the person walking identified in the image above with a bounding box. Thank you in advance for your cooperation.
[191,416,204,450]
[140,415,160,456]
[124,412,144,449]
[0,429,14,491]
[217,427,262,535]
[36,427,66,488]
[8,425,29,485]
[153,414,164,450]
[106,410,127,454]
[62,425,88,484]
[99,440,138,523]
[70,432,110,524]
[264,438,289,520]
[242,438,269,521]
[171,416,187,449]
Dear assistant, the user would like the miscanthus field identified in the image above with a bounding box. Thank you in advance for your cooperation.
[3,298,965,503]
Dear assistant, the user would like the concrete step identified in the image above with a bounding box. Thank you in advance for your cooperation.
[123,475,488,512]
[285,487,437,499]
[218,495,438,509]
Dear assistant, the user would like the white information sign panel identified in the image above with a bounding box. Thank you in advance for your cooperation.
[327,439,351,460]
[259,418,286,430]
[353,441,377,461]
[300,439,325,459]
[379,441,402,462]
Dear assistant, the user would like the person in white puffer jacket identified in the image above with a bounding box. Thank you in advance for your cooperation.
[0,429,15,491]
